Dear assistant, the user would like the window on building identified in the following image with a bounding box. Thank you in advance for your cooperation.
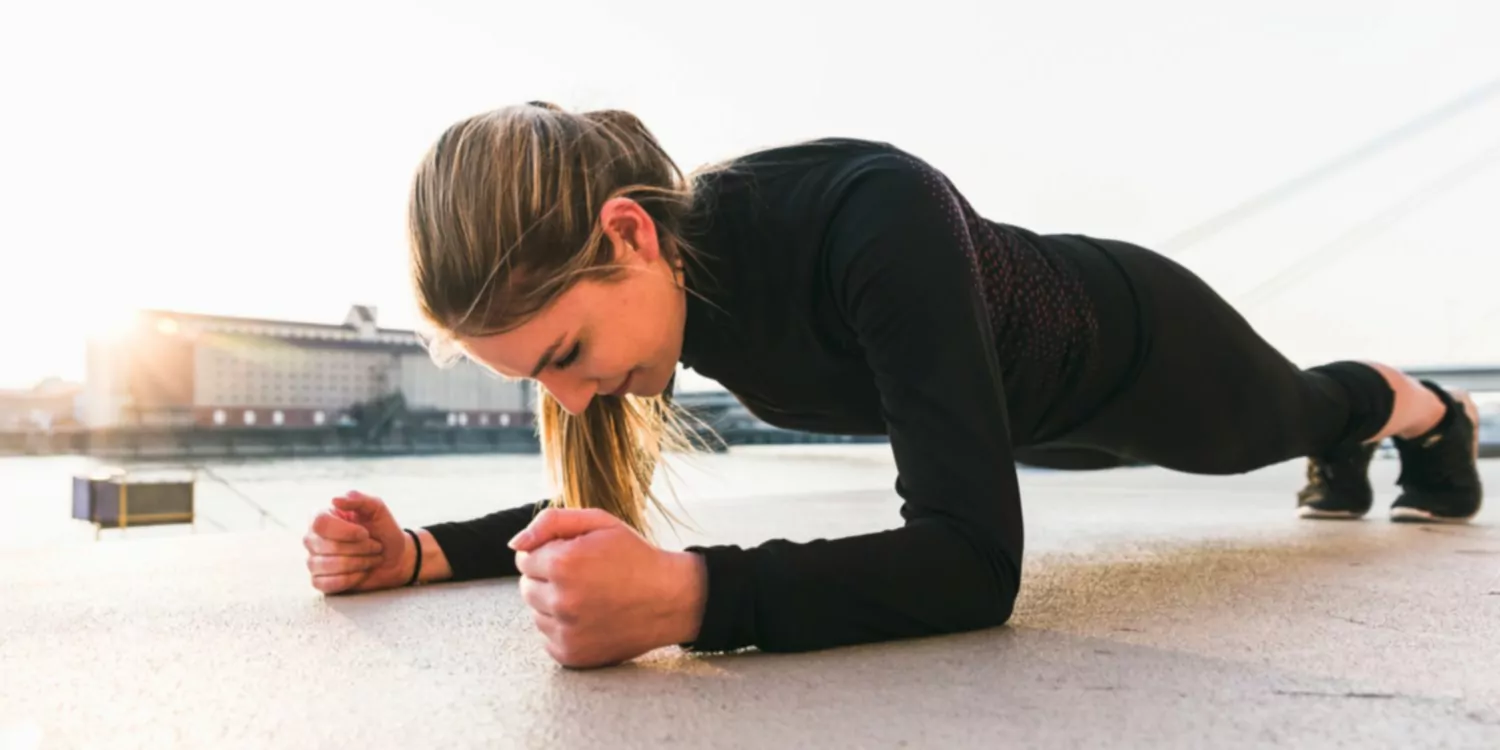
[314,410,326,425]
[213,410,226,426]
[244,410,257,425]
[272,410,285,426]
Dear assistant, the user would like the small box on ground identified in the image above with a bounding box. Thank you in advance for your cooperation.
[72,473,195,529]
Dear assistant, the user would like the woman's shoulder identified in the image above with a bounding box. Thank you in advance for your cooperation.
[690,137,943,223]
[700,136,928,178]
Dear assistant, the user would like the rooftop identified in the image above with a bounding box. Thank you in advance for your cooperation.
[98,305,431,354]
[133,304,413,337]
[3,456,1497,748]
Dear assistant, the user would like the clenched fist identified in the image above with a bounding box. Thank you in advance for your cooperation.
[303,491,413,594]
[510,508,708,669]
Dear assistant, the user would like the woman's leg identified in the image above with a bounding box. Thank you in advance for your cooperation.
[1013,445,1138,471]
[1040,234,1482,522]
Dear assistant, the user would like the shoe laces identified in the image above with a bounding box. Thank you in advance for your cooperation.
[1299,460,1327,502]
[1305,459,1326,487]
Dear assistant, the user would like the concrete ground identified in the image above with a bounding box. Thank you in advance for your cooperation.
[2,455,1497,749]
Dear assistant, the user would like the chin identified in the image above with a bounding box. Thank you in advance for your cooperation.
[635,365,673,397]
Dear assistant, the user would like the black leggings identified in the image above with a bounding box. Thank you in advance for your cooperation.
[1014,234,1396,475]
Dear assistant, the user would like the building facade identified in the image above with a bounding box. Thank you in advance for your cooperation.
[83,305,532,430]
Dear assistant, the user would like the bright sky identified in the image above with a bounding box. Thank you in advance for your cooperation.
[1,0,1497,391]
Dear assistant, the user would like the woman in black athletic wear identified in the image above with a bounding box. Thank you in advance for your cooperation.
[301,102,1484,668]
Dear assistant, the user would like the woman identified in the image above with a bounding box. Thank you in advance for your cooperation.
[302,102,1484,668]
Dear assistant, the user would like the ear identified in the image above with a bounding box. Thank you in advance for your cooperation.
[599,197,663,264]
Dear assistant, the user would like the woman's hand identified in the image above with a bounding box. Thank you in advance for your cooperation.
[303,491,413,594]
[510,508,708,669]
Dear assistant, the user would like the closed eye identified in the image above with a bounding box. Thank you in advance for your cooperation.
[554,342,582,370]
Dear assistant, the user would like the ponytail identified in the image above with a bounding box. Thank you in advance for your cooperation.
[536,381,711,540]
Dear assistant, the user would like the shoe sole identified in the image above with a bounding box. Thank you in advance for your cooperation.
[1387,387,1483,525]
[1390,506,1478,524]
[1298,506,1367,520]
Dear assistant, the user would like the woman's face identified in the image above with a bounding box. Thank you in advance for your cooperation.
[457,200,687,415]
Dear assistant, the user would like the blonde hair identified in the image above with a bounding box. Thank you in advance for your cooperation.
[407,101,716,538]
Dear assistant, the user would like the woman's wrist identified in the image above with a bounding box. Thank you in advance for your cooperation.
[665,550,708,646]
[402,529,423,585]
[401,528,454,585]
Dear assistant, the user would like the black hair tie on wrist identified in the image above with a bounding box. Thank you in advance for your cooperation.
[404,528,423,587]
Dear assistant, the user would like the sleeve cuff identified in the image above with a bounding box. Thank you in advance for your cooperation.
[679,544,757,653]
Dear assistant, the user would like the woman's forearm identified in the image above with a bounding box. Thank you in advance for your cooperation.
[420,502,545,581]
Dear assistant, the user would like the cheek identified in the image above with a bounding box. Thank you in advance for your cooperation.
[642,283,678,354]
[591,278,673,373]
[587,334,645,377]
[615,305,668,366]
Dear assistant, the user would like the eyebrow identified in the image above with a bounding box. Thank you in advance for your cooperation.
[529,334,566,378]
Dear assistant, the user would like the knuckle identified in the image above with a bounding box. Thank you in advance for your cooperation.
[552,592,579,619]
[548,555,572,581]
[521,581,549,612]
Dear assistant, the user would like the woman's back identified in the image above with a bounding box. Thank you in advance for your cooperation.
[678,136,1127,445]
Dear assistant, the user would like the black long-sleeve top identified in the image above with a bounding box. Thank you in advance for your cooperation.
[424,138,1107,655]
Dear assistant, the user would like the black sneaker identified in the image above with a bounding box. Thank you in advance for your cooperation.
[1390,381,1483,524]
[1297,441,1378,519]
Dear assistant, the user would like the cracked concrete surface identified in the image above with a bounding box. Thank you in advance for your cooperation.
[2,452,1497,749]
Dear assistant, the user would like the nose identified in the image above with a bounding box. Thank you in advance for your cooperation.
[535,373,599,416]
